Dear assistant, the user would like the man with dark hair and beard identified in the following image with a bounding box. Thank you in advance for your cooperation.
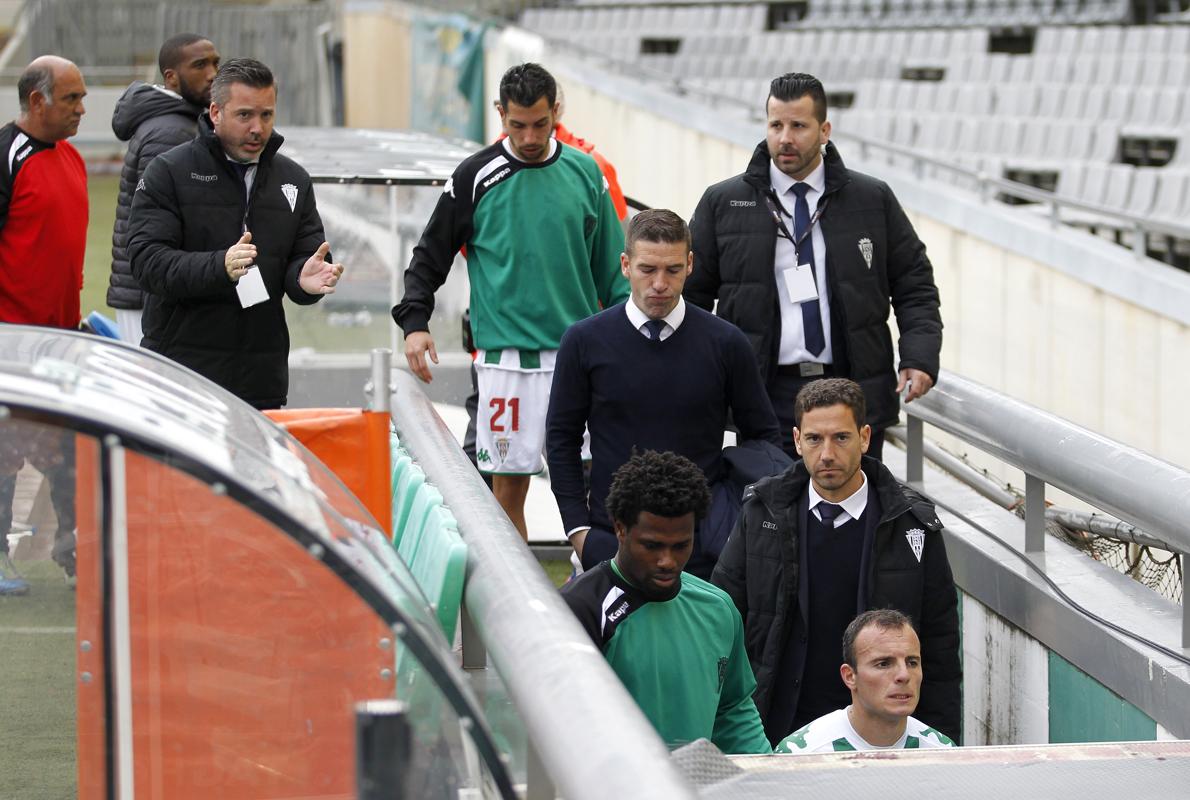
[560,450,771,754]
[109,33,220,344]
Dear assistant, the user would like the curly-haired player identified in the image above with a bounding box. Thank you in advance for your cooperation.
[560,450,771,754]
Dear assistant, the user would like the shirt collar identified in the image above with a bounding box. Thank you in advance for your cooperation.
[807,468,868,523]
[624,296,686,333]
[769,155,826,200]
[501,136,558,164]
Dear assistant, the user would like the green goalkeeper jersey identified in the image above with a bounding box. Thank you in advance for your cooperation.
[561,560,772,755]
[393,137,627,351]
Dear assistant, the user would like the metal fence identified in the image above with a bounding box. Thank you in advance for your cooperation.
[20,0,334,125]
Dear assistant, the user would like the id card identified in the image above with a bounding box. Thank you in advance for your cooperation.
[236,265,269,309]
[783,263,819,304]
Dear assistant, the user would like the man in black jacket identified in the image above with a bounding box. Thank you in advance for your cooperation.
[128,58,343,409]
[109,33,219,344]
[711,378,960,746]
[686,73,942,460]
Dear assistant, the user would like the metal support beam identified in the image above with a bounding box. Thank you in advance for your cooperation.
[460,602,486,670]
[1025,473,1046,554]
[905,415,924,485]
[526,737,556,800]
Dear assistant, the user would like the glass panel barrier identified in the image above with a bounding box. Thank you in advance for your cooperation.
[0,416,99,799]
[115,448,504,798]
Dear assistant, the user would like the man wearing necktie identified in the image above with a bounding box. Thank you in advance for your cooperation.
[546,210,783,577]
[711,378,960,747]
[686,72,943,460]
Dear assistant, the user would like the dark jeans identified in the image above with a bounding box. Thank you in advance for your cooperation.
[769,371,885,462]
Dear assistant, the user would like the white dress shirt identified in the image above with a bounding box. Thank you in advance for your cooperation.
[770,158,833,365]
[807,470,869,527]
[625,295,686,341]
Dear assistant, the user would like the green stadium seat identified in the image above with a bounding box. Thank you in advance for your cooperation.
[396,483,443,565]
[391,460,426,548]
[408,505,466,642]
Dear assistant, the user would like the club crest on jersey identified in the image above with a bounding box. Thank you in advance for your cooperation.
[495,436,510,464]
[281,183,298,213]
[905,528,925,562]
[858,237,874,269]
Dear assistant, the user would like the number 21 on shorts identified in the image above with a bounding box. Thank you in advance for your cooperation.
[489,396,520,432]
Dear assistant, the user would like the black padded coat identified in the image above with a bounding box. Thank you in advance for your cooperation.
[686,141,943,430]
[711,457,962,743]
[108,82,204,310]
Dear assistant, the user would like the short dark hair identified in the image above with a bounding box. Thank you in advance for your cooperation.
[794,377,866,429]
[211,57,274,107]
[625,209,691,256]
[498,62,556,110]
[842,609,913,668]
[158,33,207,76]
[17,64,54,112]
[605,450,711,531]
[767,72,827,123]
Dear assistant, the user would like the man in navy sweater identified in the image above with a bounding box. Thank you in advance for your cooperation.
[546,209,782,578]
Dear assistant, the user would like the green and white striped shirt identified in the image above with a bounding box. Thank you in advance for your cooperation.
[775,707,955,753]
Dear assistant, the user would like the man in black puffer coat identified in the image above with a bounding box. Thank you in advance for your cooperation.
[686,73,942,460]
[712,379,960,747]
[128,58,344,409]
[108,33,219,344]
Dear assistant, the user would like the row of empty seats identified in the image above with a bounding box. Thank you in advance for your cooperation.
[391,437,467,643]
[524,0,1135,35]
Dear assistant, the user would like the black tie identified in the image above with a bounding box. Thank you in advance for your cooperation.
[791,182,826,357]
[817,502,843,526]
[644,319,666,341]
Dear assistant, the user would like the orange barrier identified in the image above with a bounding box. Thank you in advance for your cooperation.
[75,435,106,800]
[265,409,392,536]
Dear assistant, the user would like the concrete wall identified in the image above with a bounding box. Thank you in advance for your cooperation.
[960,591,1175,746]
[484,27,1190,473]
[342,0,412,130]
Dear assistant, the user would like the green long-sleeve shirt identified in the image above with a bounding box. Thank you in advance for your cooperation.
[562,559,771,754]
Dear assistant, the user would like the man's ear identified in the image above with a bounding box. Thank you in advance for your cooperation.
[620,251,630,279]
[859,423,871,454]
[840,663,857,691]
[793,426,804,456]
[162,68,178,92]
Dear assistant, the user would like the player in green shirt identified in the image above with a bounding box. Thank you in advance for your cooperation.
[775,609,957,753]
[561,450,771,754]
[393,63,626,541]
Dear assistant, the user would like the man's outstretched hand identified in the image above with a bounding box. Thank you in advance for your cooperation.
[299,242,344,295]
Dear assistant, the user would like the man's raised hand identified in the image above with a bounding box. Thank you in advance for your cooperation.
[298,242,344,295]
[225,231,257,282]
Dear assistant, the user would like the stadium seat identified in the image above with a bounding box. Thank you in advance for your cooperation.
[396,483,443,565]
[407,504,466,642]
[392,459,426,548]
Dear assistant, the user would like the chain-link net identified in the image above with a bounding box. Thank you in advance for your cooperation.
[1049,524,1183,604]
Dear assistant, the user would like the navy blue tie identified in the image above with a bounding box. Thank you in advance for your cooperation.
[791,183,826,357]
[643,319,666,341]
[817,502,843,525]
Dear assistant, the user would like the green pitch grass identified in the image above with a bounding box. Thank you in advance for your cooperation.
[0,560,78,800]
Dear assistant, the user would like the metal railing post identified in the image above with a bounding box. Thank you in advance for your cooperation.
[906,415,924,485]
[355,700,411,800]
[526,736,556,800]
[1183,552,1189,651]
[1133,222,1147,260]
[460,602,486,670]
[1025,474,1046,554]
[368,348,392,413]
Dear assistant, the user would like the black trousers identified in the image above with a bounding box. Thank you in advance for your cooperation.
[769,370,885,463]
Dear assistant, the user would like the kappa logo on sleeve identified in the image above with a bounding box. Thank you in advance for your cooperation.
[135,178,145,192]
[281,183,298,213]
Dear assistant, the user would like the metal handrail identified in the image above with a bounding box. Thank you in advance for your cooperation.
[901,370,1190,645]
[904,370,1190,554]
[388,370,696,800]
